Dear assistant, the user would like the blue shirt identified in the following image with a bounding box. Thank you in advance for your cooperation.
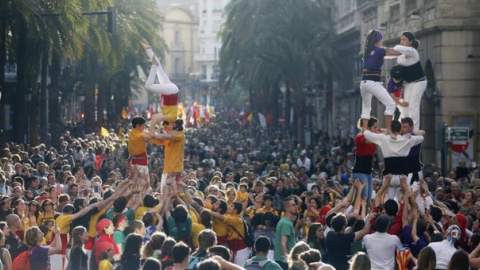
[387,78,403,94]
[363,47,386,70]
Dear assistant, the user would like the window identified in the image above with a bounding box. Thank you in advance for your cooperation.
[201,65,207,80]
[174,30,181,45]
[389,3,400,22]
[174,58,181,76]
[405,0,417,13]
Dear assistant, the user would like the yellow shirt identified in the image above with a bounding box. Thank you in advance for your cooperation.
[134,205,162,223]
[56,214,72,234]
[246,205,262,220]
[153,131,185,173]
[38,212,56,226]
[128,129,162,156]
[99,259,113,270]
[260,207,279,217]
[224,214,244,241]
[163,105,178,122]
[88,208,108,238]
[191,222,206,248]
[212,218,227,237]
[236,191,248,203]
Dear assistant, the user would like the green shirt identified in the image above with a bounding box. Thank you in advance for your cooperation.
[106,208,135,221]
[274,217,295,262]
[244,255,283,270]
[113,230,126,252]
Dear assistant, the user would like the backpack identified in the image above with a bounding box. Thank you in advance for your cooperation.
[187,256,206,270]
[12,246,36,270]
[244,258,271,270]
[228,219,255,248]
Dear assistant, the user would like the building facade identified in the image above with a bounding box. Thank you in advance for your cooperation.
[333,0,480,172]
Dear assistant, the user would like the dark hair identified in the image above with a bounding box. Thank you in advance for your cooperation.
[299,249,322,266]
[217,199,227,215]
[161,237,176,257]
[254,236,271,253]
[390,65,404,80]
[326,212,337,227]
[200,210,212,229]
[121,233,143,263]
[142,258,161,270]
[401,117,414,128]
[171,242,190,263]
[375,215,390,233]
[209,245,231,261]
[391,121,401,133]
[174,119,184,131]
[143,194,159,208]
[73,198,86,213]
[416,218,427,236]
[173,205,188,223]
[143,232,167,258]
[142,212,154,227]
[113,196,127,213]
[402,31,419,49]
[232,201,243,215]
[363,29,382,58]
[471,233,480,248]
[132,116,146,128]
[331,214,347,232]
[447,250,469,270]
[197,259,221,270]
[416,246,436,270]
[353,219,365,232]
[384,199,399,216]
[306,223,324,249]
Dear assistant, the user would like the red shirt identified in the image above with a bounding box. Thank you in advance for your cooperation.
[355,133,377,156]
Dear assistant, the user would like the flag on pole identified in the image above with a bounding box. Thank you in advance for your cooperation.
[101,127,109,137]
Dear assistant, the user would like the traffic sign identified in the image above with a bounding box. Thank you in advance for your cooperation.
[447,127,469,143]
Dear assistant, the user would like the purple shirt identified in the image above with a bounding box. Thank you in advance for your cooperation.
[387,78,403,94]
[363,47,386,70]
[30,245,50,270]
[401,225,427,258]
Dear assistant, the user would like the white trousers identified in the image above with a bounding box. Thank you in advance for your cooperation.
[50,254,65,270]
[398,80,427,130]
[234,247,252,266]
[360,80,396,119]
[145,64,179,95]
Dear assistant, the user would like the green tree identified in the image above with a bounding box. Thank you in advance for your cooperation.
[220,0,338,143]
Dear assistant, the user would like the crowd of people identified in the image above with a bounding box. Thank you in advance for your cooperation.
[0,30,478,270]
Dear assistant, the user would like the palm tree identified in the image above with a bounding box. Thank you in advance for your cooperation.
[219,0,338,143]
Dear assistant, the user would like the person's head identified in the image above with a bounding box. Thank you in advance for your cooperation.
[94,242,115,263]
[143,194,159,208]
[227,201,243,215]
[401,117,414,134]
[173,204,189,223]
[113,213,129,229]
[143,232,167,258]
[196,259,221,270]
[375,215,390,233]
[122,233,143,261]
[390,65,404,83]
[282,198,297,215]
[213,199,227,214]
[6,214,21,230]
[208,245,231,261]
[363,29,383,57]
[172,242,190,264]
[416,246,436,270]
[130,220,146,237]
[288,242,310,264]
[349,252,371,270]
[113,196,127,213]
[72,226,88,247]
[391,120,401,134]
[142,258,162,270]
[254,236,271,254]
[384,199,399,216]
[197,229,217,250]
[97,218,114,236]
[161,237,177,257]
[307,223,324,243]
[447,250,469,270]
[25,226,43,246]
[331,214,347,233]
[299,249,321,269]
[199,210,212,229]
[400,31,419,49]
[132,116,146,130]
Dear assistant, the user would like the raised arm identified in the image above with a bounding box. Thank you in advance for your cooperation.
[393,45,417,56]
[48,224,62,255]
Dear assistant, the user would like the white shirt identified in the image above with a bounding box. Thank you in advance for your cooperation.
[394,45,420,67]
[297,157,311,171]
[428,240,457,269]
[362,232,402,270]
[363,131,423,158]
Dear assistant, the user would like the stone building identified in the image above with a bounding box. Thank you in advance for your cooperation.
[333,0,480,172]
